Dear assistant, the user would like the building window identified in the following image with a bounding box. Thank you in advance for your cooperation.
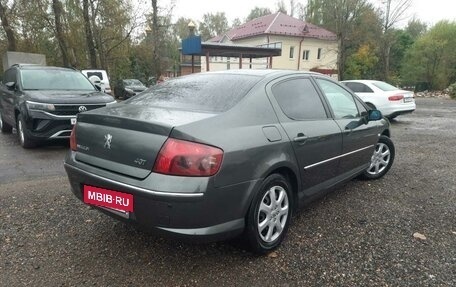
[289,46,295,59]
[317,48,322,60]
[302,50,310,60]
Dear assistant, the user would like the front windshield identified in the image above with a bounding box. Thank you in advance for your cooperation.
[123,79,144,86]
[21,69,96,91]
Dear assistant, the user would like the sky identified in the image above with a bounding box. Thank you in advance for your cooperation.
[167,0,454,27]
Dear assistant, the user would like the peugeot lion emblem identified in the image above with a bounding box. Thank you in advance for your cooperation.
[104,134,112,149]
[78,106,87,112]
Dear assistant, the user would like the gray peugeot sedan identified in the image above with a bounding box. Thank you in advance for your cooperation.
[64,70,394,253]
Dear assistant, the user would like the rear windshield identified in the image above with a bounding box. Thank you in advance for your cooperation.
[21,69,95,91]
[372,81,398,91]
[127,74,260,112]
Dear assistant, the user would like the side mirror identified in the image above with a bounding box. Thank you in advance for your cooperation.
[368,109,383,121]
[94,84,102,91]
[5,82,16,91]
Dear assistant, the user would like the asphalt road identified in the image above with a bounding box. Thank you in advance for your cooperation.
[0,98,455,286]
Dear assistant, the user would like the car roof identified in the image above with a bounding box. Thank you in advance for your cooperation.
[195,69,324,78]
[15,64,78,72]
[341,80,385,84]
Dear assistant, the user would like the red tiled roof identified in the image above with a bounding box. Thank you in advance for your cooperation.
[209,12,336,42]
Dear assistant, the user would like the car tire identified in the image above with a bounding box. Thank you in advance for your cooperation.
[17,114,37,148]
[0,110,13,133]
[361,135,395,180]
[245,173,293,254]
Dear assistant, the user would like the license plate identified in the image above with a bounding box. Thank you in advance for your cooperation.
[70,118,77,125]
[404,97,414,103]
[83,185,134,213]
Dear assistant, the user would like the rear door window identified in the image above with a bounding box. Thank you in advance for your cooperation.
[344,82,373,93]
[127,74,261,113]
[272,78,327,120]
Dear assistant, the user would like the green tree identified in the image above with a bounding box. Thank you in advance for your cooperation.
[305,0,373,80]
[198,12,229,41]
[174,17,197,40]
[0,0,17,51]
[389,29,414,79]
[246,7,272,21]
[402,21,456,89]
[345,44,378,79]
[406,17,427,40]
[232,17,242,27]
[276,0,287,14]
[82,0,96,67]
[378,0,412,81]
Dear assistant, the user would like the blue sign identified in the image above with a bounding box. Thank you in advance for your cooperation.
[182,36,202,55]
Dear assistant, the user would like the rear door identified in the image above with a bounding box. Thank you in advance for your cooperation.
[315,77,379,174]
[267,76,343,194]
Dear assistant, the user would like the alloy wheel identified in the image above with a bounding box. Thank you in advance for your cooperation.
[257,185,289,243]
[367,142,390,176]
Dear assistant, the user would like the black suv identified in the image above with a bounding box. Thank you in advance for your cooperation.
[0,65,115,148]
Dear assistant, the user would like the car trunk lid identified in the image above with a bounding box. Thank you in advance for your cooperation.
[74,104,216,179]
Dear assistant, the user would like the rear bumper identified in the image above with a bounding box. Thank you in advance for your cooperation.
[64,152,259,241]
[380,102,416,117]
[386,109,415,118]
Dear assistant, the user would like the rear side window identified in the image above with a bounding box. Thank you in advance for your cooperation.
[344,82,373,93]
[127,74,260,113]
[272,78,327,120]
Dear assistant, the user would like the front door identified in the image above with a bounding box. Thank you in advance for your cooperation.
[267,76,343,195]
[314,78,379,174]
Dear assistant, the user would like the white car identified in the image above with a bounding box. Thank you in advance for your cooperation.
[342,80,416,119]
[81,69,112,95]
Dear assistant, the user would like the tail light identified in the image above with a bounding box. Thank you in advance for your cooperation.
[153,138,223,177]
[388,94,404,101]
[70,125,77,151]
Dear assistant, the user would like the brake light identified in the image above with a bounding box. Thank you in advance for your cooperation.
[388,94,404,101]
[153,138,223,177]
[70,125,77,151]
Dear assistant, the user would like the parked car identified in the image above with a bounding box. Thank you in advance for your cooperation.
[341,80,416,119]
[64,70,394,253]
[81,69,112,95]
[114,79,147,100]
[0,64,115,148]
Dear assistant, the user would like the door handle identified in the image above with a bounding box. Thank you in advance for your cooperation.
[293,133,308,143]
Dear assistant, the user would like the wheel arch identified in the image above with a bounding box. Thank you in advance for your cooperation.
[260,162,301,210]
[381,129,390,138]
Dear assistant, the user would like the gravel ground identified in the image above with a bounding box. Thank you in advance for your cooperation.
[0,97,455,286]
